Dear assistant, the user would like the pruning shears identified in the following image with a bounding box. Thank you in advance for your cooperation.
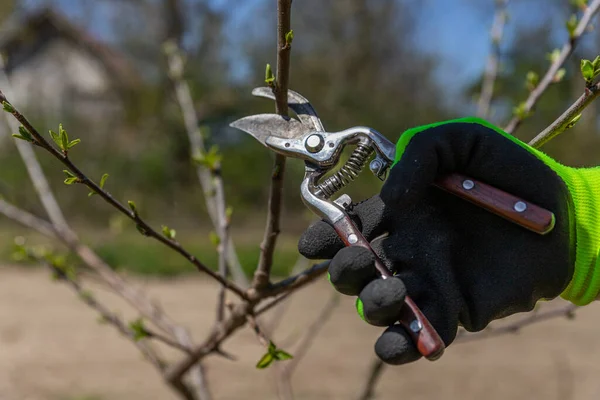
[230,87,555,361]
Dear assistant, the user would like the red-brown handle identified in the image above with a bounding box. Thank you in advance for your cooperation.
[435,173,555,235]
[332,215,445,361]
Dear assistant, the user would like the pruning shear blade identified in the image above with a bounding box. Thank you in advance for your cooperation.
[229,114,310,148]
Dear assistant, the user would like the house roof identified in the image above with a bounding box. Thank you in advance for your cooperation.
[0,8,140,90]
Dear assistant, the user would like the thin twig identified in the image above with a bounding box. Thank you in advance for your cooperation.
[281,293,340,375]
[40,257,167,372]
[164,41,248,289]
[477,0,509,119]
[504,0,600,133]
[0,91,247,301]
[252,0,293,291]
[266,261,330,298]
[529,81,600,147]
[357,359,385,400]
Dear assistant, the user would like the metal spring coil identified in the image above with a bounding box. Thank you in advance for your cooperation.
[316,142,373,198]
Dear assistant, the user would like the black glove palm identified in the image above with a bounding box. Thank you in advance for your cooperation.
[298,120,575,365]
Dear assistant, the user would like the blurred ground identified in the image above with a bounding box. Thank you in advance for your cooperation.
[1,266,600,400]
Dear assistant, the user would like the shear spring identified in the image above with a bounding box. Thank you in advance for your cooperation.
[316,141,373,198]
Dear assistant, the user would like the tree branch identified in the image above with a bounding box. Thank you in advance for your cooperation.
[252,0,293,290]
[163,41,248,289]
[504,0,600,133]
[529,81,600,147]
[477,0,509,119]
[0,91,247,301]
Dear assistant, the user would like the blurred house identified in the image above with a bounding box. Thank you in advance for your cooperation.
[0,8,139,140]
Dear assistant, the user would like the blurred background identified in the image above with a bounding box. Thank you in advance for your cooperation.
[1,0,600,399]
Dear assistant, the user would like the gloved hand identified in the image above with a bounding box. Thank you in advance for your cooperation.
[298,117,600,365]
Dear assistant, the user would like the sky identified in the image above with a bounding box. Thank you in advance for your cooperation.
[14,0,573,99]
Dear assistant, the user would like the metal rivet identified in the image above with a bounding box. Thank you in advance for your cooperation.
[348,234,358,244]
[305,134,324,153]
[284,142,290,148]
[462,180,475,190]
[514,201,527,212]
[409,320,423,333]
[328,142,334,148]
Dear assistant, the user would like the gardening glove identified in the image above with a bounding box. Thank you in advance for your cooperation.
[298,117,600,365]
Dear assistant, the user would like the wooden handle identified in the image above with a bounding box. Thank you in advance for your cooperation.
[333,215,445,361]
[435,173,555,235]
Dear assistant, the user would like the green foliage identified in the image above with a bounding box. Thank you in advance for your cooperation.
[265,63,275,86]
[2,101,14,113]
[63,170,79,185]
[525,71,539,91]
[193,145,222,171]
[580,56,600,86]
[89,173,109,197]
[571,0,588,9]
[566,14,578,38]
[50,124,80,152]
[209,231,220,247]
[285,30,294,46]
[12,126,33,142]
[127,201,138,216]
[512,102,531,120]
[256,341,293,369]
[162,225,176,239]
[128,317,149,341]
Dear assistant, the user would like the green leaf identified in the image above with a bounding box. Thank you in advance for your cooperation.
[285,30,294,46]
[89,173,109,197]
[128,200,138,216]
[512,102,531,120]
[13,126,34,142]
[162,225,176,239]
[546,49,561,64]
[225,206,233,220]
[268,340,277,354]
[136,224,150,236]
[209,231,220,247]
[99,173,109,189]
[525,71,539,90]
[273,349,294,361]
[554,68,566,82]
[265,63,275,86]
[581,59,595,83]
[566,14,578,38]
[49,129,61,147]
[59,124,69,151]
[67,138,81,149]
[193,146,222,171]
[128,318,149,341]
[2,101,14,113]
[571,0,588,9]
[63,170,78,185]
[256,352,274,369]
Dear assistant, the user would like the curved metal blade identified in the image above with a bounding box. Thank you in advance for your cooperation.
[229,114,310,147]
[252,87,325,131]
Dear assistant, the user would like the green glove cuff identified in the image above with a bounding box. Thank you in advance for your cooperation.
[394,117,600,306]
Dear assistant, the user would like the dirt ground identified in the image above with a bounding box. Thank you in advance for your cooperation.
[1,265,600,400]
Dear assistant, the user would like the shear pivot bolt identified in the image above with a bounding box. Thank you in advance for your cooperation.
[305,134,324,153]
[348,234,358,244]
[409,320,423,333]
[462,180,475,190]
[514,201,527,212]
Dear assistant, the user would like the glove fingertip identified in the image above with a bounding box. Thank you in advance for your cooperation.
[375,325,422,365]
[298,221,344,259]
